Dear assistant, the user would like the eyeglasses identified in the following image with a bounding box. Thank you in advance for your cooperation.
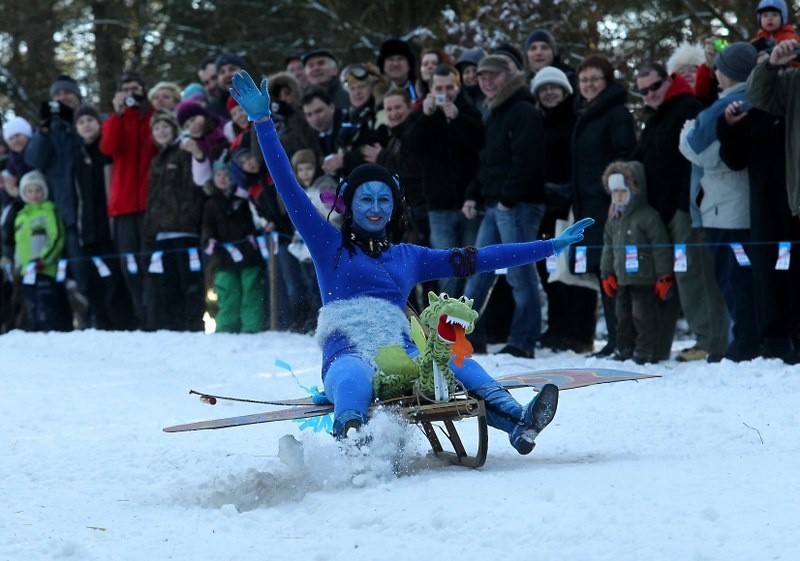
[637,79,665,96]
[578,76,605,85]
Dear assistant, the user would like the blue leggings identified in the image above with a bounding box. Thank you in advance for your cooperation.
[323,349,496,421]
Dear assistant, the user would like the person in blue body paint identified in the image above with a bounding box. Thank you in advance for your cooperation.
[229,70,594,453]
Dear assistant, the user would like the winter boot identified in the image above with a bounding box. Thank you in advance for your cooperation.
[332,409,370,441]
[471,382,559,455]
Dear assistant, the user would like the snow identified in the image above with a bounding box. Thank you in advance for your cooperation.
[3,329,800,561]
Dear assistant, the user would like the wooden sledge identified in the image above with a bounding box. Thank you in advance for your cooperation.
[164,368,658,468]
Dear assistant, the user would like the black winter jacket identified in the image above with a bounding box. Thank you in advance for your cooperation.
[635,78,703,224]
[407,93,485,211]
[144,143,206,242]
[571,81,637,271]
[72,137,112,247]
[201,189,262,270]
[465,74,546,208]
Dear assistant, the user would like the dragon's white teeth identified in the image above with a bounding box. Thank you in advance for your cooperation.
[445,315,470,328]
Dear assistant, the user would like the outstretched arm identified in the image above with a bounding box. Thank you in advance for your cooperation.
[229,71,336,247]
[477,217,593,269]
[413,217,594,280]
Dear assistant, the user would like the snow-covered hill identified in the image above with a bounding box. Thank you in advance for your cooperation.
[3,330,799,561]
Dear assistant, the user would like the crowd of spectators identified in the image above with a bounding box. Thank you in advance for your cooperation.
[2,0,800,364]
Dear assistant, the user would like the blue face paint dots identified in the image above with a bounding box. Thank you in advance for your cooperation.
[351,181,394,234]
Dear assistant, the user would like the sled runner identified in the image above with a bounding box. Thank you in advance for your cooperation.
[164,367,658,468]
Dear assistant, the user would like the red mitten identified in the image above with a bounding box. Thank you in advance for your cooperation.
[655,274,675,301]
[601,274,618,298]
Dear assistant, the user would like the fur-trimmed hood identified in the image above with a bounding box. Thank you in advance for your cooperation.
[485,72,529,111]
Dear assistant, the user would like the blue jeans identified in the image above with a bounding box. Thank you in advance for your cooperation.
[428,209,481,297]
[464,202,545,353]
[705,228,760,359]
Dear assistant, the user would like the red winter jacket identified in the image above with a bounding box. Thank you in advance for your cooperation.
[752,25,800,68]
[100,108,158,217]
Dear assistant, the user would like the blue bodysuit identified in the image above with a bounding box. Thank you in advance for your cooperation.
[254,119,556,420]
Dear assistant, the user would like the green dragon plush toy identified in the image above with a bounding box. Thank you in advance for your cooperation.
[373,292,479,401]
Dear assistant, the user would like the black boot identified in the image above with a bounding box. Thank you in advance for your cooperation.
[471,382,559,455]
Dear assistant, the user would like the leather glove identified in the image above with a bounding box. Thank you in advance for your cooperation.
[601,274,618,298]
[552,217,595,256]
[655,273,675,301]
[32,258,46,271]
[229,70,271,122]
[39,100,74,128]
[39,101,54,129]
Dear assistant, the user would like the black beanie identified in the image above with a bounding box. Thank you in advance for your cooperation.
[525,30,557,53]
[377,39,417,81]
[215,52,247,70]
[118,70,146,90]
[50,75,82,100]
[342,163,401,200]
[74,104,101,123]
[494,43,525,71]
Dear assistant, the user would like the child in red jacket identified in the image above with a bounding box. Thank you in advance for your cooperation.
[751,0,800,65]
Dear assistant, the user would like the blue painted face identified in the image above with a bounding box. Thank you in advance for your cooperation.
[350,181,394,234]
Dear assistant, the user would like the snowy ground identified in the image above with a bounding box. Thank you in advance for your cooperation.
[3,329,800,561]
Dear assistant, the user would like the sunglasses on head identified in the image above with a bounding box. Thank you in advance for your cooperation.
[637,78,664,96]
[343,64,374,81]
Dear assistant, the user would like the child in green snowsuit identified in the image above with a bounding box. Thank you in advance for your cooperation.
[14,170,71,331]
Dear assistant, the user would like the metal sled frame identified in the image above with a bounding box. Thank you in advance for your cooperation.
[396,394,488,469]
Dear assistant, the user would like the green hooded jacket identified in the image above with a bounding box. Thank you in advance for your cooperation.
[14,201,66,278]
[600,161,672,285]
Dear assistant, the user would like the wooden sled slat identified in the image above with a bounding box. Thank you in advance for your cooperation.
[412,398,488,469]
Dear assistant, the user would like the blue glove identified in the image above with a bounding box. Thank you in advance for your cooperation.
[229,70,271,122]
[552,217,595,256]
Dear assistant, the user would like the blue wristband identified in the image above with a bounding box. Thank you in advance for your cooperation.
[247,110,271,122]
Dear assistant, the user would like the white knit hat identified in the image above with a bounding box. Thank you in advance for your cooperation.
[530,66,573,96]
[2,116,33,143]
[19,170,49,203]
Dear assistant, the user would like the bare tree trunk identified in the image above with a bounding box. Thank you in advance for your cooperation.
[3,0,58,119]
[91,0,128,111]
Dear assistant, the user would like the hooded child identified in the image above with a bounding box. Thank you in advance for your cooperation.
[599,161,673,364]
